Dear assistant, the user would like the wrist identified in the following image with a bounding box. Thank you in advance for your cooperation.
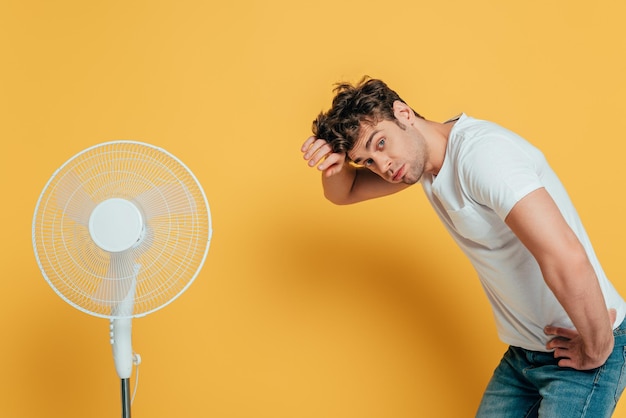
[585,333,614,366]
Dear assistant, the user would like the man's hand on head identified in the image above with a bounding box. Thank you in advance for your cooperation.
[301,136,347,177]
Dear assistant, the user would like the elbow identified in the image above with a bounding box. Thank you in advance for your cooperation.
[324,192,354,205]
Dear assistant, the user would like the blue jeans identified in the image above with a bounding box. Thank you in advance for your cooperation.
[476,319,626,417]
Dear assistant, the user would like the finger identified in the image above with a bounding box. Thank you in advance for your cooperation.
[557,355,592,370]
[557,357,576,369]
[303,140,330,161]
[301,136,317,152]
[306,144,333,167]
[302,138,328,158]
[544,325,578,340]
[317,153,345,173]
[546,337,570,351]
[609,308,617,326]
[552,347,571,360]
[318,152,343,171]
[324,164,344,177]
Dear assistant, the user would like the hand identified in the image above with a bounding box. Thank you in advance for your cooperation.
[301,136,347,177]
[544,308,617,370]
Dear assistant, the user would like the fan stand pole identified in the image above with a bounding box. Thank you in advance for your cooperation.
[121,378,131,418]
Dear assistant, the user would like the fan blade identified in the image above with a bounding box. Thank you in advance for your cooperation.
[133,183,197,220]
[54,171,96,226]
[91,251,139,315]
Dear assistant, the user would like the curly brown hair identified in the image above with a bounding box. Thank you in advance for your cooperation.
[312,77,423,155]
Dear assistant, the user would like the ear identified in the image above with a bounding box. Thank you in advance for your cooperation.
[392,100,415,124]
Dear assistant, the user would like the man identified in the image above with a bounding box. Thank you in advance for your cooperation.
[300,77,626,417]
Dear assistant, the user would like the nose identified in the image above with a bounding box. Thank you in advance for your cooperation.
[374,156,392,175]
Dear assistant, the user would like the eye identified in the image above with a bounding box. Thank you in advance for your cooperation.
[377,139,385,149]
[364,158,374,167]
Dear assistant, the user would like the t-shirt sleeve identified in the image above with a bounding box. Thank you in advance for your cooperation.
[457,134,545,220]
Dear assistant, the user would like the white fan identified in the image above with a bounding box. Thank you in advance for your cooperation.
[32,141,212,418]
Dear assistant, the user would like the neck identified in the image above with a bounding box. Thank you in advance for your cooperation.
[421,119,455,176]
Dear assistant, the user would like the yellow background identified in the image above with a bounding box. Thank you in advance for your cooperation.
[2,0,625,417]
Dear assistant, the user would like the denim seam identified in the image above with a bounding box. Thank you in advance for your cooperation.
[523,399,540,418]
[614,346,626,403]
[580,365,604,417]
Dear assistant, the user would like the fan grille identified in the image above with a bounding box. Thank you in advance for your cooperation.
[33,141,212,318]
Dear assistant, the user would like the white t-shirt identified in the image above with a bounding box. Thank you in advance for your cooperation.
[421,114,626,351]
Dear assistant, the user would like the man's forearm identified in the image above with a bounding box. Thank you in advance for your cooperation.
[544,255,614,366]
[321,163,358,205]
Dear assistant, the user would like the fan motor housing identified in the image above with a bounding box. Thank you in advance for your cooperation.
[89,198,144,252]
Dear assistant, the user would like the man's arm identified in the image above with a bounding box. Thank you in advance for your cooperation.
[301,136,409,204]
[505,187,615,370]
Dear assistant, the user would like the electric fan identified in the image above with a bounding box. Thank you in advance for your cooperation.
[32,141,212,418]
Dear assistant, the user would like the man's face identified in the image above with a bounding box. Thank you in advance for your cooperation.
[347,118,428,185]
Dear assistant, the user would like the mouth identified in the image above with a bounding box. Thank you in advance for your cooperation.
[392,164,406,182]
